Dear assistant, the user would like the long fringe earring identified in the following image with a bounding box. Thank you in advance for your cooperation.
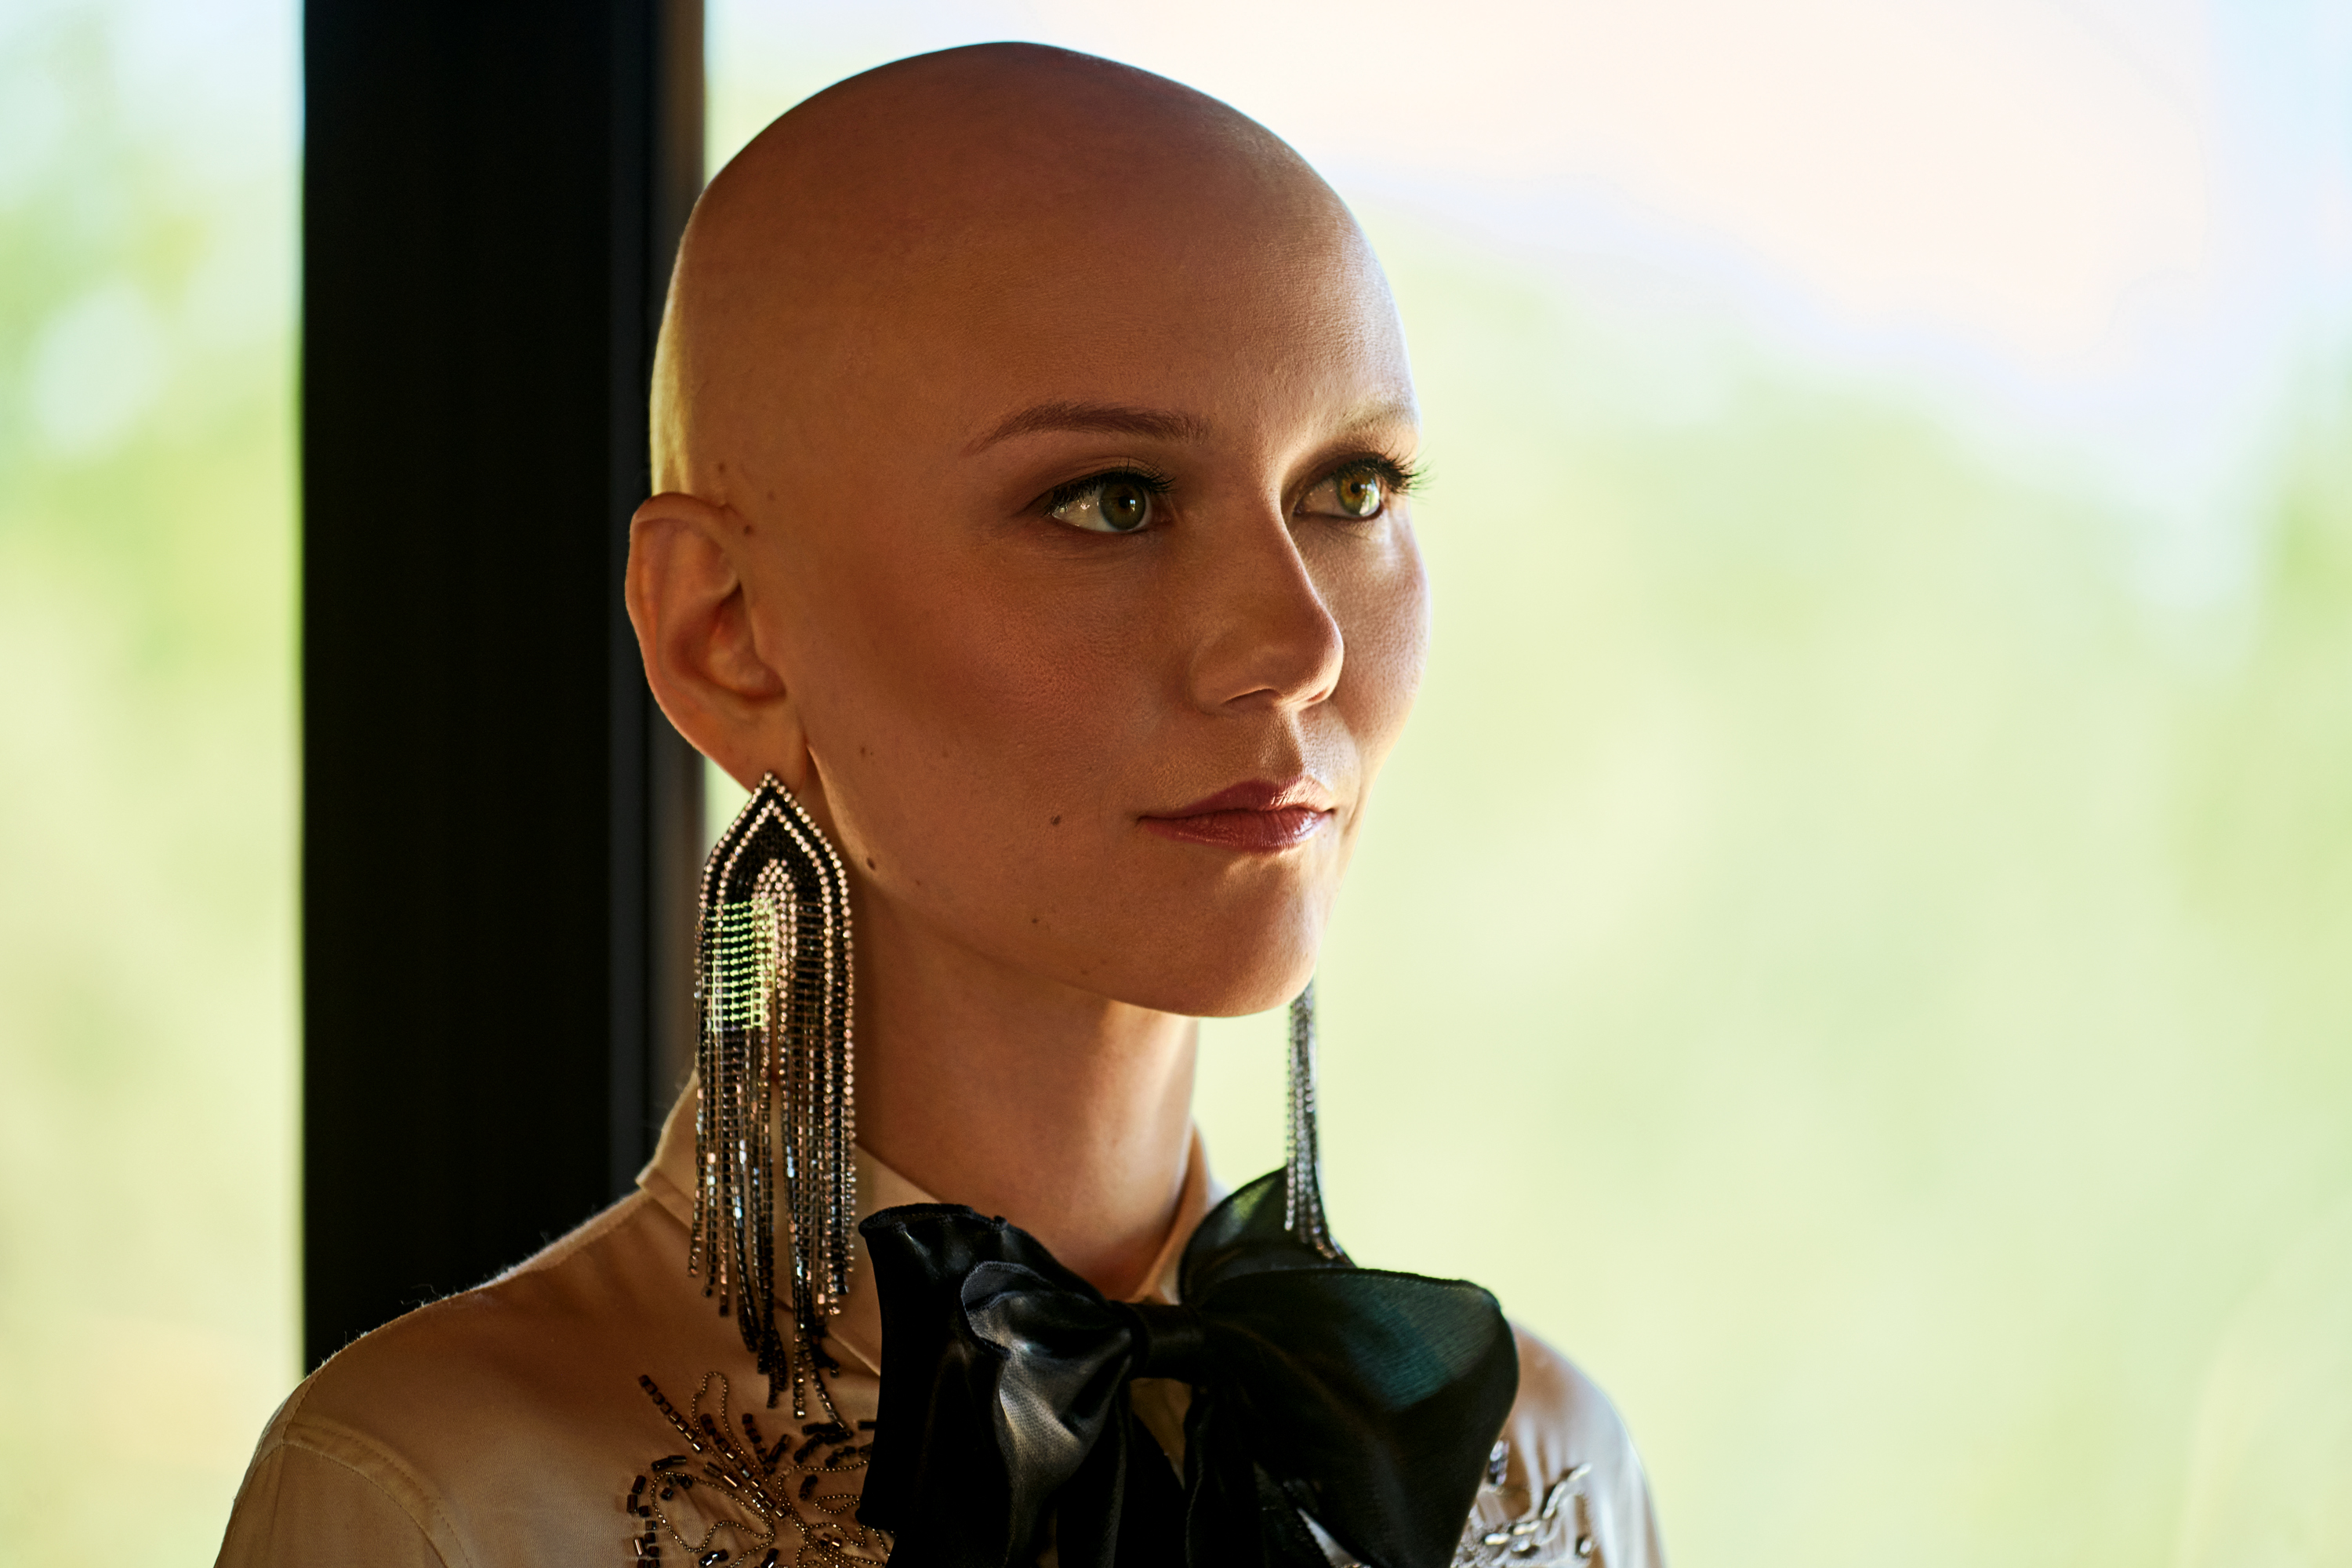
[691,772,857,1415]
[1283,979,1345,1261]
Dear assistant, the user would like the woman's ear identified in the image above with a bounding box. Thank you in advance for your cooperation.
[625,491,811,793]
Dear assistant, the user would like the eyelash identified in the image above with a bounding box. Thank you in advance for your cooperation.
[1337,454,1425,499]
[1040,453,1421,510]
[1040,466,1173,517]
[1033,453,1425,522]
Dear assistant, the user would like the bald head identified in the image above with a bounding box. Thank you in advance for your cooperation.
[652,43,1374,498]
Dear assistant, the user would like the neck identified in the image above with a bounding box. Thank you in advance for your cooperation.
[852,892,1199,1301]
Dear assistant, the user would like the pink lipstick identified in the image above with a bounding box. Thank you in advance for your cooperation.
[1140,779,1334,853]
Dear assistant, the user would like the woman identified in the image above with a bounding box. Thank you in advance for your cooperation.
[218,42,1663,1568]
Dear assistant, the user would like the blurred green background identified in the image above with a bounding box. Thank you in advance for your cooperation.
[6,1,2352,1563]
[0,0,300,1558]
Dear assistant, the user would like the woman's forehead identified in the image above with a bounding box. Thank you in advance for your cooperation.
[658,43,1405,489]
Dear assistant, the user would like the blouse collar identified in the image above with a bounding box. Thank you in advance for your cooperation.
[636,1079,1222,1377]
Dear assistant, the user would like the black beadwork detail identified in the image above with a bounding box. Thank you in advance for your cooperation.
[625,1371,890,1567]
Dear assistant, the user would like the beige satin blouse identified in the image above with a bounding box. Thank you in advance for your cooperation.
[216,1086,1664,1567]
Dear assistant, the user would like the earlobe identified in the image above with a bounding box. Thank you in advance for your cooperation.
[626,491,811,793]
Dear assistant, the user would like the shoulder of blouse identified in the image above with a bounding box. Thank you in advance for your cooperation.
[215,1188,737,1568]
[214,1389,461,1568]
[1455,1322,1667,1568]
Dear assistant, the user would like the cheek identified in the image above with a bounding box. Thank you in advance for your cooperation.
[900,573,1152,774]
[1329,529,1432,770]
[786,541,1156,873]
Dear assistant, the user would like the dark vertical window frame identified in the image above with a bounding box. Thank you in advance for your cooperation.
[604,0,710,1205]
[302,0,706,1371]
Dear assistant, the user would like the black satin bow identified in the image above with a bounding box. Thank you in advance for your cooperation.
[855,1170,1519,1568]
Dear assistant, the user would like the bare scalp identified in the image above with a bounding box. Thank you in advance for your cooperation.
[651,42,1365,501]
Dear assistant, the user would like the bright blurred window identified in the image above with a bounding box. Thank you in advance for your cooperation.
[709,7,2352,1567]
[0,0,299,1557]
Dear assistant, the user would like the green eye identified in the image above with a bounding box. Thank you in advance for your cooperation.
[1048,476,1157,533]
[1303,464,1391,521]
[1098,478,1151,532]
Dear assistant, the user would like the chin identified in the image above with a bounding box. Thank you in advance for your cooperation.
[1091,904,1323,1020]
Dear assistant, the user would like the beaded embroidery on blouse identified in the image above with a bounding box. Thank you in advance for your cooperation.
[1445,1443,1601,1567]
[1290,1442,1606,1568]
[622,1389,1594,1567]
[623,1371,890,1567]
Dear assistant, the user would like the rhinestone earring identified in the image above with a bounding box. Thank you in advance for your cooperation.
[1284,979,1345,1261]
[691,773,857,1415]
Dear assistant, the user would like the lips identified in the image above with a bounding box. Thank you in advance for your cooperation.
[1140,778,1335,852]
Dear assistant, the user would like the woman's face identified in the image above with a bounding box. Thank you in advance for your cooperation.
[688,172,1428,1018]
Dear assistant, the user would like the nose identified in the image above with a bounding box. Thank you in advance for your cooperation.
[1182,505,1345,714]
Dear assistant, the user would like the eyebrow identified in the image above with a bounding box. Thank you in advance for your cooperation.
[964,395,1421,456]
[967,401,1210,454]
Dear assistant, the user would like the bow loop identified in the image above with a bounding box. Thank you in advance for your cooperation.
[859,1171,1519,1568]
